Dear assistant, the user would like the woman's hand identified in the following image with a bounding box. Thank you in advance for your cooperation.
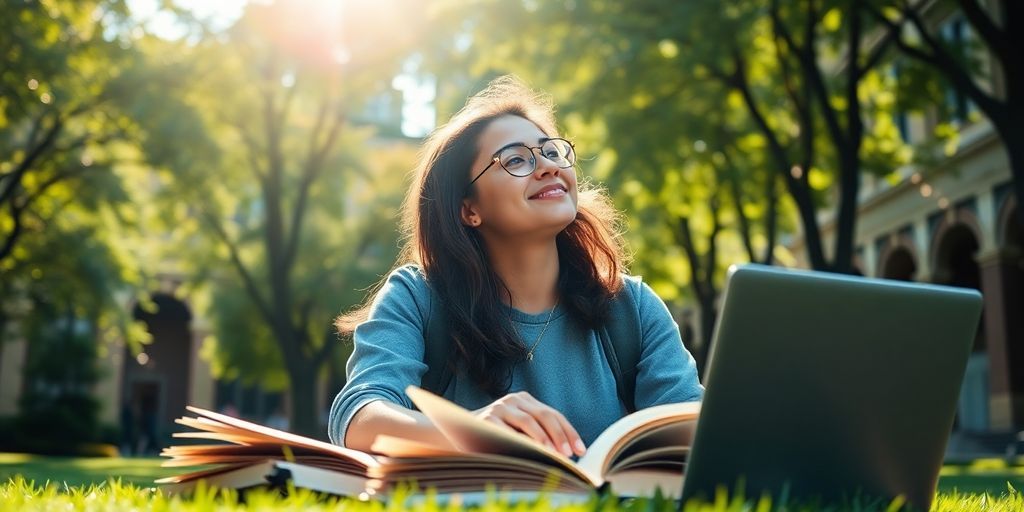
[472,391,586,457]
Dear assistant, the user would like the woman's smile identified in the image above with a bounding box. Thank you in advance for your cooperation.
[529,183,568,200]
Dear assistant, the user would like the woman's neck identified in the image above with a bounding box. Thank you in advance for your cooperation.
[483,237,560,314]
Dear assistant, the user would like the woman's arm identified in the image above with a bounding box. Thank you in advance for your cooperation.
[328,267,432,446]
[632,278,705,409]
[344,400,452,451]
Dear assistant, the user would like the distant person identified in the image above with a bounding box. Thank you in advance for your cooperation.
[119,399,137,456]
[265,406,289,431]
[137,399,158,455]
[329,76,703,456]
[219,401,240,418]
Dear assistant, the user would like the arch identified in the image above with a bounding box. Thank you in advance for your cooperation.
[932,218,990,432]
[876,229,919,281]
[120,293,193,455]
[880,246,917,281]
[931,222,985,350]
[932,224,982,289]
[929,206,984,283]
[996,194,1021,250]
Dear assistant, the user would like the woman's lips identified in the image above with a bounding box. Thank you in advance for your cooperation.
[529,184,567,199]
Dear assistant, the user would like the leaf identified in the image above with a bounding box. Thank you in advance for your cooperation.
[823,8,842,32]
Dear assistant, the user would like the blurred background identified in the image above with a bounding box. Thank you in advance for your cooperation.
[0,0,1020,459]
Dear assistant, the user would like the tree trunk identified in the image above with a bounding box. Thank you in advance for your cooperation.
[695,295,717,378]
[287,357,321,438]
[832,153,862,275]
[997,98,1024,227]
[1006,136,1024,228]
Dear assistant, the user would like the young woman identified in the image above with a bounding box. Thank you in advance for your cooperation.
[329,76,702,458]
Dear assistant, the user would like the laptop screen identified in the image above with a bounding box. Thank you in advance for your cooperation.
[680,264,982,510]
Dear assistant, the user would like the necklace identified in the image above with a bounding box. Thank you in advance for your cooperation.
[515,299,559,362]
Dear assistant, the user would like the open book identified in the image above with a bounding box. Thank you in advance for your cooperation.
[159,386,700,498]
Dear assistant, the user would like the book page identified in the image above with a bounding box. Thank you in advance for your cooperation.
[168,407,380,469]
[158,459,376,498]
[371,435,465,457]
[575,401,699,479]
[405,386,599,487]
[604,468,684,499]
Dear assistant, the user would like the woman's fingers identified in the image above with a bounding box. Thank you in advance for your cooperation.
[517,395,586,457]
[494,409,557,450]
[475,392,586,457]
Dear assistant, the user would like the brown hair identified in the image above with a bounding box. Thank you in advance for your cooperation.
[336,76,629,396]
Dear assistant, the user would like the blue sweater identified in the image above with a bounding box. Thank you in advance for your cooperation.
[328,265,703,446]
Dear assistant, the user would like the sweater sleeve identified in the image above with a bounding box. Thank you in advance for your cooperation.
[327,265,431,446]
[631,278,705,409]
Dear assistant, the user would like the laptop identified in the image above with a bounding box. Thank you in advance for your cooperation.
[679,264,983,510]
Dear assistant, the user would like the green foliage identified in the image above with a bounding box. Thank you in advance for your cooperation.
[0,0,217,356]
[8,299,102,454]
[117,1,423,433]
[427,0,927,275]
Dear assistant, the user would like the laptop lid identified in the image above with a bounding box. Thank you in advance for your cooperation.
[680,264,983,510]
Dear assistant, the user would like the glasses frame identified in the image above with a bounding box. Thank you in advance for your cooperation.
[464,138,576,194]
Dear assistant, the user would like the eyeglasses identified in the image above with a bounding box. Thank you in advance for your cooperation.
[466,138,576,190]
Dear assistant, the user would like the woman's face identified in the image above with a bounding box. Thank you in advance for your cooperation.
[462,115,578,240]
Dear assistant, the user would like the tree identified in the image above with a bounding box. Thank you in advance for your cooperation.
[429,0,910,276]
[669,0,912,273]
[0,0,214,347]
[164,0,422,436]
[864,0,1024,226]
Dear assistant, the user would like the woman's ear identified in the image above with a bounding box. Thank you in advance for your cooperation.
[460,199,481,227]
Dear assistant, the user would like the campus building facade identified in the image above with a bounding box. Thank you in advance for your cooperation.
[790,115,1022,434]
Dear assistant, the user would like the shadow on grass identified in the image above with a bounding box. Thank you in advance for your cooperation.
[0,453,202,487]
[937,458,1024,495]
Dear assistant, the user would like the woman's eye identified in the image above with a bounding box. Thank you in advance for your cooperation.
[504,156,526,167]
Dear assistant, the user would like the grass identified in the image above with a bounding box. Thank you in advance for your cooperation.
[0,452,185,488]
[937,457,1024,495]
[1,453,1022,510]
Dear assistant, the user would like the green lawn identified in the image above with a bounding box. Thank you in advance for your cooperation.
[1,452,1022,510]
[0,453,186,488]
[937,457,1024,494]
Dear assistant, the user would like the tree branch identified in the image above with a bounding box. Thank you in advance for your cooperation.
[846,0,864,149]
[902,2,1007,121]
[771,8,811,134]
[674,215,708,301]
[200,209,275,325]
[858,2,909,77]
[956,0,1008,62]
[783,0,848,154]
[284,99,346,275]
[762,174,778,264]
[16,165,85,210]
[717,148,757,263]
[0,200,25,263]
[704,195,722,289]
[0,115,64,206]
[728,49,803,195]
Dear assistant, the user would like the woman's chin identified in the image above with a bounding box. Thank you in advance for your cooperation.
[543,210,579,234]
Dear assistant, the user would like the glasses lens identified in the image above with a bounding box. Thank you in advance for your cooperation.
[498,146,536,176]
[542,139,575,168]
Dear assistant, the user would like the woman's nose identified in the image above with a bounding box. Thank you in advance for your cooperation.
[533,153,561,178]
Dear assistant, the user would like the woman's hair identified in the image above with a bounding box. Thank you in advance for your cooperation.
[336,75,630,397]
